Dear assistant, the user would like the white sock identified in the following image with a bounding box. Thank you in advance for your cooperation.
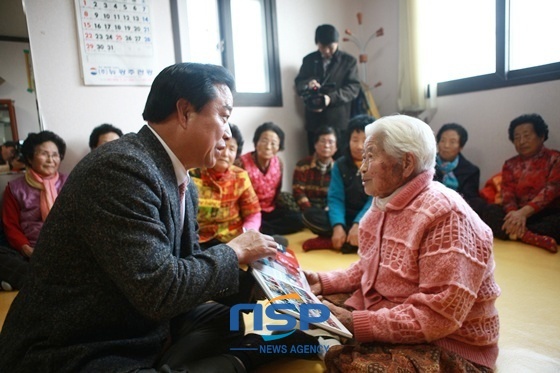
[316,336,341,360]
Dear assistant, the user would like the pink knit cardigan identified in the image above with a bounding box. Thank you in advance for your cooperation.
[319,170,501,368]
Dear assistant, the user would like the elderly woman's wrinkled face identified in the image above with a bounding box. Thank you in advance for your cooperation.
[30,141,61,178]
[513,122,544,158]
[437,130,462,162]
[361,136,406,198]
[314,133,337,160]
[213,136,238,173]
[255,130,280,161]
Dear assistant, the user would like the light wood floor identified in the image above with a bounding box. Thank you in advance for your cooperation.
[1,230,559,372]
[252,230,560,373]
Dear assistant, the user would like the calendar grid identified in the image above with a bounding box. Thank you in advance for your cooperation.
[75,0,155,85]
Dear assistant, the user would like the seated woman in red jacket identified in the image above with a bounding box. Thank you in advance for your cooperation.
[477,113,559,253]
[0,131,67,289]
[237,122,304,237]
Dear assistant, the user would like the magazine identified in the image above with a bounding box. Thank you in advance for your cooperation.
[250,247,353,339]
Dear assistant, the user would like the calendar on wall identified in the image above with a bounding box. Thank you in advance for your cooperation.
[74,0,155,85]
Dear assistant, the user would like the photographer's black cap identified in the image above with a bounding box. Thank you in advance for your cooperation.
[315,24,339,45]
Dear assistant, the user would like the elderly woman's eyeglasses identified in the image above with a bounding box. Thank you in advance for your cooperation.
[35,150,60,160]
[318,139,336,146]
[257,139,279,148]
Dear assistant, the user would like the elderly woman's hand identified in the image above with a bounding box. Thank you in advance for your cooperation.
[321,298,354,333]
[332,225,347,250]
[502,206,534,239]
[303,270,322,295]
[347,223,359,247]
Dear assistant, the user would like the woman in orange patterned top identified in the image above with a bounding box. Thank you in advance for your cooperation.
[189,123,261,249]
[304,115,500,372]
[477,114,559,253]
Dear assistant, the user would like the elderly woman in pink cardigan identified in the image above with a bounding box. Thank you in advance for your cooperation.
[305,115,501,372]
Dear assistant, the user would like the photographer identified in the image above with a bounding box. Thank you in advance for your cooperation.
[295,24,361,156]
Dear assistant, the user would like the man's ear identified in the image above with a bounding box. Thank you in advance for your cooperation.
[402,152,416,178]
[176,98,193,129]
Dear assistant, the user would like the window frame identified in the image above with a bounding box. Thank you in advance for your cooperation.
[437,0,560,96]
[170,0,283,107]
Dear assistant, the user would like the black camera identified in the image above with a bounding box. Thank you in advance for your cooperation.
[301,83,336,111]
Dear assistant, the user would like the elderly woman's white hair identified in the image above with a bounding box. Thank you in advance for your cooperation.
[365,114,436,174]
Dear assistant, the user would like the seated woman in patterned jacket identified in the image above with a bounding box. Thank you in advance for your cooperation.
[189,123,261,249]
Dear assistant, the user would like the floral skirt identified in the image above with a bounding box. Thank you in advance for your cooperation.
[324,342,493,373]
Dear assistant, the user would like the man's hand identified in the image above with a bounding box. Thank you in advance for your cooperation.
[303,270,322,295]
[227,229,277,265]
[308,79,321,89]
[323,94,331,107]
[321,298,353,333]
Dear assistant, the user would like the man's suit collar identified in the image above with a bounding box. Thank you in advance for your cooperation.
[137,125,184,255]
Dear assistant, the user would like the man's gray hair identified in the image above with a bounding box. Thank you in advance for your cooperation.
[365,114,436,174]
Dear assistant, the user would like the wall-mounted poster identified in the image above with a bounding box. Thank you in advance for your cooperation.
[74,0,155,85]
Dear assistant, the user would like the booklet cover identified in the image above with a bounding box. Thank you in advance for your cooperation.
[250,247,353,339]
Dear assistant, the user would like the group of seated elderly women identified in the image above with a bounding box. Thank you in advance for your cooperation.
[0,112,558,293]
[433,114,559,253]
[0,124,123,290]
[159,114,503,372]
[0,112,555,371]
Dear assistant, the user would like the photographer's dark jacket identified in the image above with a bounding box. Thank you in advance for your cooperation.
[295,49,360,131]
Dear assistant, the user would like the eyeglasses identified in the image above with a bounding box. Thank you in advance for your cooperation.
[34,150,60,160]
[318,139,336,146]
[257,139,279,148]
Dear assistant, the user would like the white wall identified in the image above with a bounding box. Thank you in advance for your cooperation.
[23,0,364,188]
[364,0,560,186]
[431,81,560,185]
[0,41,41,141]
[23,0,175,174]
[231,0,363,188]
[20,0,560,189]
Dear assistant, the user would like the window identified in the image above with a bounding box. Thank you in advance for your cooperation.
[417,0,560,96]
[170,0,282,106]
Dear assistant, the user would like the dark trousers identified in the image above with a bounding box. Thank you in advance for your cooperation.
[302,206,332,236]
[260,207,303,236]
[476,203,560,242]
[132,302,247,373]
[0,245,29,289]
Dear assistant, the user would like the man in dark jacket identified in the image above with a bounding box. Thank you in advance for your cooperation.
[295,24,361,156]
[0,63,278,372]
